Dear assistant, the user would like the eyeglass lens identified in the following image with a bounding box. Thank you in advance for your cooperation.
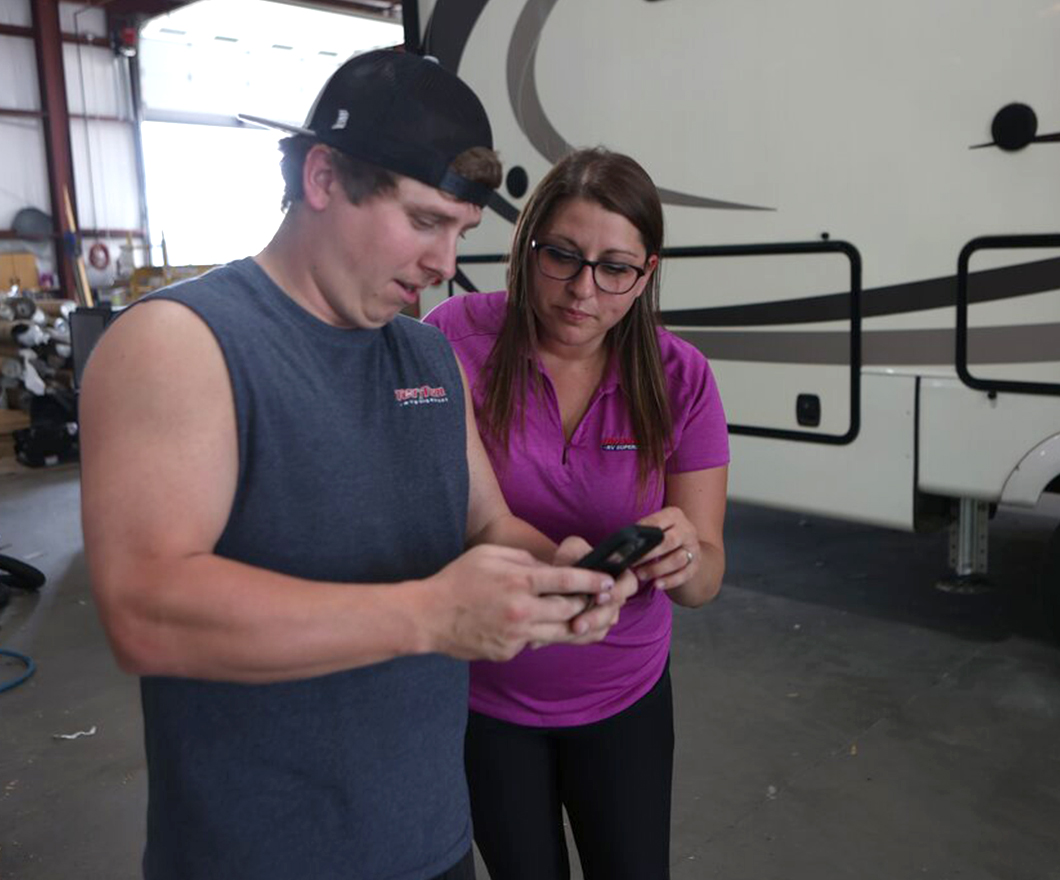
[535,244,641,294]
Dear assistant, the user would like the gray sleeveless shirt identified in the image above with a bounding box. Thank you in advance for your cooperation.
[136,259,471,880]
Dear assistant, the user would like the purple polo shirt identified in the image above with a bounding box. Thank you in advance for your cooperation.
[425,291,729,727]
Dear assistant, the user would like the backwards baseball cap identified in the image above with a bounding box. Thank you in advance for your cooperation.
[240,49,496,206]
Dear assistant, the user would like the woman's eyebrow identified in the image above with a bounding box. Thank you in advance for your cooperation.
[539,233,579,250]
[543,235,640,260]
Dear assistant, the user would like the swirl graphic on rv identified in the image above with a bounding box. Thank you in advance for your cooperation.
[504,0,774,213]
[417,0,1059,378]
[421,0,774,218]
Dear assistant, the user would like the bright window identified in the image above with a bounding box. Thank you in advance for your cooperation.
[138,0,401,266]
[141,121,288,266]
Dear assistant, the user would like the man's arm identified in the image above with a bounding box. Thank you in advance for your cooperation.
[81,302,616,682]
[458,362,638,636]
[462,365,555,561]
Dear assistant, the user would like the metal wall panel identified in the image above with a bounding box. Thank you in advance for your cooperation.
[63,42,130,118]
[0,34,40,110]
[58,0,104,38]
[0,0,31,28]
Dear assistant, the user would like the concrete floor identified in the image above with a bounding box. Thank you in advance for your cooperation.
[1,465,1059,880]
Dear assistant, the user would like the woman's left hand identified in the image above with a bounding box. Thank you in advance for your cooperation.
[632,507,700,592]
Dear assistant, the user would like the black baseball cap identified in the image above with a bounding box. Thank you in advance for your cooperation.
[240,49,496,206]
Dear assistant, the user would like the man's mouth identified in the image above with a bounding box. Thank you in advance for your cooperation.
[395,280,421,302]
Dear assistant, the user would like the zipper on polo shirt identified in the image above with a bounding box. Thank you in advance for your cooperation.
[561,384,615,466]
[538,361,618,468]
[535,368,568,467]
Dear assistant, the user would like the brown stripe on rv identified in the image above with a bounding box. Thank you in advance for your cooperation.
[676,322,1060,367]
[661,256,1060,327]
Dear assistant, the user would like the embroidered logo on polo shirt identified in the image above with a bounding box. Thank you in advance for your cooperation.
[394,385,449,406]
[601,435,638,451]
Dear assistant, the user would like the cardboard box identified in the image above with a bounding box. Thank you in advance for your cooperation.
[0,408,29,462]
[0,252,41,292]
[0,408,31,435]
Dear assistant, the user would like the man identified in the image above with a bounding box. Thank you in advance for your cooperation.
[80,50,633,880]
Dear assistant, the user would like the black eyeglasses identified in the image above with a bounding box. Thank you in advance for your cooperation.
[530,240,647,295]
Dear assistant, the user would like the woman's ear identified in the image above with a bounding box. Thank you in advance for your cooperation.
[302,144,337,211]
[632,254,659,299]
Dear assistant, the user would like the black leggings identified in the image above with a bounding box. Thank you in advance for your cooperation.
[464,665,674,880]
[431,849,475,880]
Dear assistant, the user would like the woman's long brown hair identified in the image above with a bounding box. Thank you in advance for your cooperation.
[479,147,672,492]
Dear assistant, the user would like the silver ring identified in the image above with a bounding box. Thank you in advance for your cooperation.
[685,548,694,566]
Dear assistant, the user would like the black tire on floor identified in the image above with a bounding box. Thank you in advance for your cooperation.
[0,554,46,591]
[1042,523,1060,639]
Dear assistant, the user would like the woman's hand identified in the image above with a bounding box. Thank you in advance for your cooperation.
[522,537,639,647]
[632,507,701,593]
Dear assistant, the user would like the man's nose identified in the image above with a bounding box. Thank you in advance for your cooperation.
[425,236,459,283]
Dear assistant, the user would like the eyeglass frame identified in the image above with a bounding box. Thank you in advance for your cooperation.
[529,239,650,295]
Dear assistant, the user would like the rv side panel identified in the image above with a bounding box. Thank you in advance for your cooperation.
[730,373,915,531]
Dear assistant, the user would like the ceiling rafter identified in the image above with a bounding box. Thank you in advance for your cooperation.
[102,0,400,23]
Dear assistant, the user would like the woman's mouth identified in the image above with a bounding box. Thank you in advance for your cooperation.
[560,307,592,322]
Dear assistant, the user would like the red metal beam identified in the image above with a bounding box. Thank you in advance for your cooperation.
[279,0,400,16]
[97,0,399,21]
[31,0,76,300]
[65,30,111,48]
[0,228,145,241]
[0,230,54,241]
[81,228,147,239]
[0,21,110,46]
[0,108,132,125]
[102,0,202,16]
[0,23,33,37]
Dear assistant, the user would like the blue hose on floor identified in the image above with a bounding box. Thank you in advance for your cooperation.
[0,648,36,693]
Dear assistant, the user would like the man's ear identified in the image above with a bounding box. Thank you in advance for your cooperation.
[302,144,338,211]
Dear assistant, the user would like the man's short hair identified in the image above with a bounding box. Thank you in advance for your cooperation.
[247,50,502,211]
[278,137,501,211]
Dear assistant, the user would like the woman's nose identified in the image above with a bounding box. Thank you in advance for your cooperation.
[567,263,596,299]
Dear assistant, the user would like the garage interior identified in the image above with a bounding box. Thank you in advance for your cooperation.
[2,0,1060,879]
[4,468,1060,879]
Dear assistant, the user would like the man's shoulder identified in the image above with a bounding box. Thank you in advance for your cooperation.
[388,314,462,367]
[392,312,448,344]
[142,258,253,304]
[114,260,251,338]
[81,289,229,404]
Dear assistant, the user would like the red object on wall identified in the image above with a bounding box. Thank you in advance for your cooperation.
[88,241,110,270]
[115,25,137,57]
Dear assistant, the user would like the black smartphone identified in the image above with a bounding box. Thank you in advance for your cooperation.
[575,525,665,578]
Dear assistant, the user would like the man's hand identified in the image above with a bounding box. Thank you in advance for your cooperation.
[549,536,639,645]
[422,544,618,661]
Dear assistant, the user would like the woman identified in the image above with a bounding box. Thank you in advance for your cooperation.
[424,147,729,880]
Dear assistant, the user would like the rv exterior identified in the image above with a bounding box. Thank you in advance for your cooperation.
[405,0,1060,618]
